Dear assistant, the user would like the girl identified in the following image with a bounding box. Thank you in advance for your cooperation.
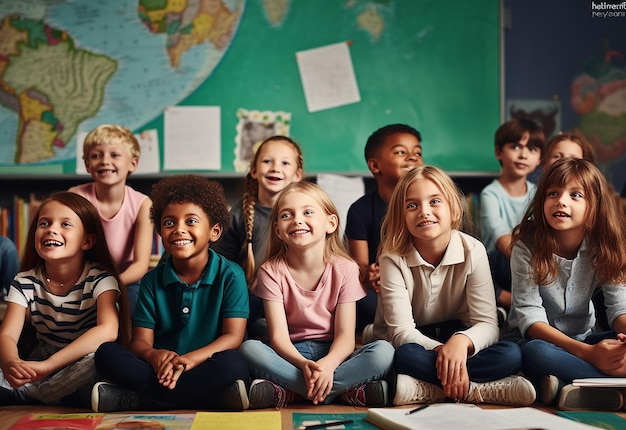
[542,130,595,170]
[372,166,535,406]
[240,182,395,408]
[0,192,130,406]
[214,135,303,338]
[508,158,626,411]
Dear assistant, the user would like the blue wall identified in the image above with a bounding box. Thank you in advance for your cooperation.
[504,0,626,191]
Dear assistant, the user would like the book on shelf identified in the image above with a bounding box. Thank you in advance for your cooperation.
[573,377,626,387]
[365,404,598,430]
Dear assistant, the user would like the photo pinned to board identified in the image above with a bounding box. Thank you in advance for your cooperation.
[234,108,291,172]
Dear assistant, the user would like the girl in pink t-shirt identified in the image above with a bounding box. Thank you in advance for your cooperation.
[240,182,394,408]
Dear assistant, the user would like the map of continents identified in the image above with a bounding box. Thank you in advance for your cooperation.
[0,0,243,165]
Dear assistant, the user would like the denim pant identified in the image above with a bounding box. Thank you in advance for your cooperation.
[240,339,395,403]
[95,342,250,410]
[0,236,18,297]
[521,331,616,383]
[395,340,523,386]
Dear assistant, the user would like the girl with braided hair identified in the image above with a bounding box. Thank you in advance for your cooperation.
[214,136,303,339]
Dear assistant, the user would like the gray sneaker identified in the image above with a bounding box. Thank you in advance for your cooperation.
[392,374,445,406]
[91,382,140,412]
[466,375,536,406]
[219,379,249,410]
[540,375,564,405]
[558,384,623,411]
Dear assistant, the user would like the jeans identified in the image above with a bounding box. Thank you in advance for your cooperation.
[95,342,250,410]
[240,339,395,403]
[488,248,511,306]
[395,340,523,385]
[521,331,616,383]
[0,236,18,297]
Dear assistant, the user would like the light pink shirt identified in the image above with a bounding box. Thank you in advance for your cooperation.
[255,256,365,342]
[69,183,149,273]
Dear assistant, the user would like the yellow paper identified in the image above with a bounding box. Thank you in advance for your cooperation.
[190,411,281,430]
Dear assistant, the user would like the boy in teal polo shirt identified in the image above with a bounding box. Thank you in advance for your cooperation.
[92,175,250,412]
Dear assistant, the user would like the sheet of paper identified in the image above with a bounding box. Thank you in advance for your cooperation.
[296,42,361,112]
[190,411,280,430]
[164,106,221,171]
[366,404,597,430]
[134,129,160,174]
[74,129,160,175]
[316,173,364,238]
[573,377,626,387]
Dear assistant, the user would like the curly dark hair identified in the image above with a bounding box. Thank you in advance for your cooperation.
[150,175,230,233]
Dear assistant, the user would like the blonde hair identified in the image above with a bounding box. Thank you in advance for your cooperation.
[242,136,304,282]
[512,158,626,285]
[265,181,351,264]
[380,165,471,256]
[82,124,141,160]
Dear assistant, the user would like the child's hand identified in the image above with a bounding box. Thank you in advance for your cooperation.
[159,356,191,390]
[308,365,334,405]
[367,263,381,293]
[436,335,471,401]
[302,360,323,401]
[2,358,38,388]
[589,339,626,375]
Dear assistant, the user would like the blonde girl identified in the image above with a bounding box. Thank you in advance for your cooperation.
[214,136,303,338]
[372,166,535,407]
[240,182,394,408]
[0,192,130,406]
[508,158,626,411]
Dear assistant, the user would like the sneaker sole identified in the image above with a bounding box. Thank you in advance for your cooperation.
[558,386,623,411]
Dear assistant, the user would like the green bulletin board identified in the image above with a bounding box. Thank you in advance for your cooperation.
[0,0,501,176]
[145,0,502,174]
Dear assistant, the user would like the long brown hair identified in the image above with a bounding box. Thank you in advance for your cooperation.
[512,158,626,285]
[242,136,303,282]
[265,181,351,265]
[22,192,132,347]
[379,165,471,257]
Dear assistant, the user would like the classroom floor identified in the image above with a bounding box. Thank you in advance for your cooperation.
[3,401,619,430]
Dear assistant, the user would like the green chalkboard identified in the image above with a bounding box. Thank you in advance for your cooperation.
[0,0,501,176]
[151,0,502,174]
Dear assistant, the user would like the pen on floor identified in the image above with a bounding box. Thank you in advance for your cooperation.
[405,404,429,415]
[299,419,354,429]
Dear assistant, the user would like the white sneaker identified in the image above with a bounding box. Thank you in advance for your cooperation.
[465,375,536,406]
[540,375,562,405]
[392,374,445,406]
[558,384,623,411]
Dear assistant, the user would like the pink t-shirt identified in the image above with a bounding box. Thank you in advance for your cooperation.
[254,256,365,342]
[69,183,148,273]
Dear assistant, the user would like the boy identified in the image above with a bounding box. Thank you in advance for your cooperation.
[480,118,544,313]
[91,175,250,412]
[345,124,423,336]
[69,124,153,313]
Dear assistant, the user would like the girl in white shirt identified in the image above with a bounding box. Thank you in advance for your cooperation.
[373,166,535,406]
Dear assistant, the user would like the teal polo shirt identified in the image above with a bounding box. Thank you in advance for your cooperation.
[133,249,249,354]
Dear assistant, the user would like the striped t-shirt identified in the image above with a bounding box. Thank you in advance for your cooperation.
[7,264,120,348]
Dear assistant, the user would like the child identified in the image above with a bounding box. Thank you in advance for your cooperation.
[0,192,130,406]
[240,182,395,408]
[541,130,595,170]
[93,175,250,412]
[70,124,153,313]
[214,135,303,338]
[372,166,536,406]
[480,118,544,313]
[0,236,19,297]
[508,158,626,411]
[345,124,423,336]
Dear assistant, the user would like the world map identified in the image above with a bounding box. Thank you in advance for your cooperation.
[0,0,385,166]
[0,0,243,165]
